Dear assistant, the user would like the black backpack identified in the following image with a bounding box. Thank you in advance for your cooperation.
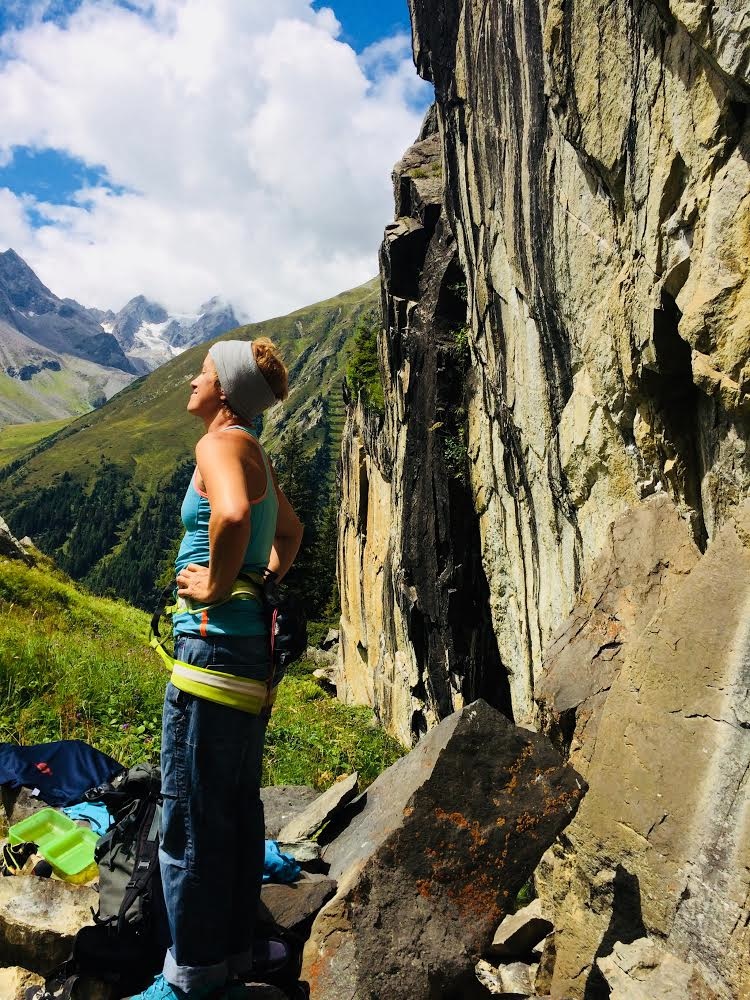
[262,573,307,677]
[26,764,169,1000]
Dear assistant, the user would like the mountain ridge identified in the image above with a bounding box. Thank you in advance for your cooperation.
[0,249,242,422]
[3,276,379,609]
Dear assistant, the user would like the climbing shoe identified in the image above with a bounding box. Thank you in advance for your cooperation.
[126,974,226,1000]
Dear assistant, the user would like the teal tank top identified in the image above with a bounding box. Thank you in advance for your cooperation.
[172,427,278,637]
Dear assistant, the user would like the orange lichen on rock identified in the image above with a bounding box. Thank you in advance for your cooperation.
[435,807,487,849]
[416,878,433,899]
[446,871,504,925]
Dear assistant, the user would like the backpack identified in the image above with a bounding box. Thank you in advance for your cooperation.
[262,573,307,677]
[26,763,168,1000]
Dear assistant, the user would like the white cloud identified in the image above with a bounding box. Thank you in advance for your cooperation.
[0,0,432,318]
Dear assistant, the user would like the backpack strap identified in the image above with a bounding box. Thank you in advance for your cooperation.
[24,969,79,1000]
[117,797,161,934]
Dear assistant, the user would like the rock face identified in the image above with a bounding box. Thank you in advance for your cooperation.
[338,0,750,738]
[537,500,750,999]
[303,700,585,1000]
[404,0,750,725]
[337,112,510,746]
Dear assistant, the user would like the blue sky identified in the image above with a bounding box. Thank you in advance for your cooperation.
[312,1,412,50]
[0,1,430,316]
[0,1,417,213]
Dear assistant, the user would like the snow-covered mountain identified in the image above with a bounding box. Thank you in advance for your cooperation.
[0,249,242,423]
[102,294,240,373]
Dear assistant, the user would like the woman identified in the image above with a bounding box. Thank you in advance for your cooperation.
[133,338,303,1000]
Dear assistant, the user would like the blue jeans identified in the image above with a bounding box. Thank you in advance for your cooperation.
[160,634,272,992]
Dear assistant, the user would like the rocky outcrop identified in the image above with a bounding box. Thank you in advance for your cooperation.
[337,112,509,745]
[337,2,749,997]
[0,515,33,564]
[405,0,750,725]
[303,700,585,1000]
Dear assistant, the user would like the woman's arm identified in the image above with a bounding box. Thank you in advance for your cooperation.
[267,464,303,582]
[176,432,257,603]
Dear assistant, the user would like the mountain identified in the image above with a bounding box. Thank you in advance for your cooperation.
[0,250,241,422]
[0,249,138,423]
[103,293,240,373]
[1,278,379,610]
[0,249,134,372]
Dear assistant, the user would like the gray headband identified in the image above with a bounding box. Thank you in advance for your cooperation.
[209,340,278,421]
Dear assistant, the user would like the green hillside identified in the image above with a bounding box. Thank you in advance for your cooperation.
[0,554,404,784]
[2,280,379,610]
[0,418,72,466]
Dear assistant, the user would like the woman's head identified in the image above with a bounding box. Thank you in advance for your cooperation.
[205,338,288,424]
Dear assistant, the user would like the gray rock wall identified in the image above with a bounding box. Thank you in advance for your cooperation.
[407,0,750,723]
[336,3,750,996]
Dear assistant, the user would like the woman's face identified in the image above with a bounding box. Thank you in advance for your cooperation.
[187,354,223,418]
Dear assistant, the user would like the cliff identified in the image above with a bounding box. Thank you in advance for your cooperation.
[337,1,749,996]
[337,115,510,746]
[339,0,749,733]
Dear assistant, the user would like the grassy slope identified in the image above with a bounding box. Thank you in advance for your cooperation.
[0,418,72,466]
[1,279,379,490]
[0,358,134,425]
[0,555,404,786]
[1,280,380,602]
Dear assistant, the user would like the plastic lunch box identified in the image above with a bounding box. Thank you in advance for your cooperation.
[7,807,98,883]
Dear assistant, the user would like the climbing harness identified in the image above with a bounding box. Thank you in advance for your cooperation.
[149,571,280,715]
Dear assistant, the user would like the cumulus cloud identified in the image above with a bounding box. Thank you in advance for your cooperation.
[0,0,431,318]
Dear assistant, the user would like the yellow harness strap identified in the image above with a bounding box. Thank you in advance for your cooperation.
[150,572,277,715]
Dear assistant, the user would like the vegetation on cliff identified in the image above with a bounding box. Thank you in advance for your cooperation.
[345,309,384,414]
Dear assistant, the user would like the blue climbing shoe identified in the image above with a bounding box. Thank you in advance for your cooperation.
[126,974,225,1000]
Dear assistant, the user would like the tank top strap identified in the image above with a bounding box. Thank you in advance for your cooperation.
[224,424,272,498]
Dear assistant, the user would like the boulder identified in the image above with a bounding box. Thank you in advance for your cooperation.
[475,959,534,997]
[276,839,321,866]
[320,629,339,650]
[277,772,358,843]
[261,785,321,840]
[537,494,700,773]
[258,873,337,932]
[304,646,337,668]
[596,939,722,1000]
[0,877,98,973]
[540,501,750,999]
[488,898,553,958]
[0,967,44,1000]
[312,665,337,694]
[303,701,585,1000]
[0,515,32,564]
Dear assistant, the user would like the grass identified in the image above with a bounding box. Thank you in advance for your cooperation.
[0,557,405,789]
[0,418,73,468]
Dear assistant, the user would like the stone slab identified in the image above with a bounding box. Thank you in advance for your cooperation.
[258,873,337,932]
[277,773,358,843]
[261,785,320,840]
[489,898,553,958]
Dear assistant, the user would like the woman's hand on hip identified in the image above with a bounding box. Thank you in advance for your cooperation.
[176,564,225,604]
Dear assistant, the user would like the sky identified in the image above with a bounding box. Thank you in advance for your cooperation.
[0,0,432,320]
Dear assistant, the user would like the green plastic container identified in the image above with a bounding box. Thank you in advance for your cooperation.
[8,807,98,882]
